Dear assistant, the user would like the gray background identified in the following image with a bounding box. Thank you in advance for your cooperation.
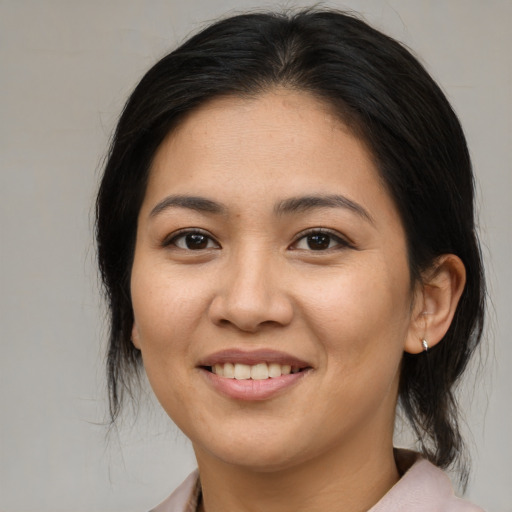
[1,0,510,510]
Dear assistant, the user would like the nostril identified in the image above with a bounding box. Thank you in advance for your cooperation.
[207,281,294,332]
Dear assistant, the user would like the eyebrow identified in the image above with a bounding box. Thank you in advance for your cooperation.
[149,193,373,223]
[149,195,227,217]
[275,194,374,223]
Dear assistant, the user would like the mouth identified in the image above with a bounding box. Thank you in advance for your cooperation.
[198,349,312,400]
[204,362,307,380]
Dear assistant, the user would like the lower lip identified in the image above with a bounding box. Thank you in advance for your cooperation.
[200,369,309,401]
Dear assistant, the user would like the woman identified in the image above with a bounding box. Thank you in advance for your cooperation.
[96,9,485,512]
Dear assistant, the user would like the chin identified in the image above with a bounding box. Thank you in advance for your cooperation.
[192,425,314,473]
[208,446,306,473]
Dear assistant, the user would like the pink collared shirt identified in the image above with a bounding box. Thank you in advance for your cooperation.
[150,452,484,512]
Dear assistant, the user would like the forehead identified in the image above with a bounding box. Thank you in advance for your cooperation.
[141,90,395,225]
[152,92,369,180]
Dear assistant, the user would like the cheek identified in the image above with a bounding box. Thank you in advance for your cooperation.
[130,262,210,360]
[296,257,412,364]
[301,261,412,419]
[130,265,205,416]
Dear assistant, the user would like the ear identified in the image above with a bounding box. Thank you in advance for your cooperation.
[131,322,142,350]
[405,254,466,354]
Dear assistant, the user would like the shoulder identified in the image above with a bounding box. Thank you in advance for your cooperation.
[149,470,200,512]
[369,451,485,512]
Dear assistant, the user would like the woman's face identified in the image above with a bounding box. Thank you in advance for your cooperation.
[131,90,421,472]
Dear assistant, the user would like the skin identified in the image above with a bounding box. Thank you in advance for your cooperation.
[130,90,465,512]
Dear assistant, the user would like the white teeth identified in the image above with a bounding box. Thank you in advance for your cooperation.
[268,363,282,378]
[212,362,298,380]
[234,363,251,380]
[250,363,269,380]
[223,362,235,378]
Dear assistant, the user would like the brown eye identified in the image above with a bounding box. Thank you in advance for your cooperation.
[170,231,219,250]
[185,233,209,249]
[307,233,331,250]
[292,230,349,251]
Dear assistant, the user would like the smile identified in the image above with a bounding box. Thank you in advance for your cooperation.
[209,362,305,380]
[199,350,312,400]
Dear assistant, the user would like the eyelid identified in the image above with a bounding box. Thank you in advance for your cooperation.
[289,228,353,250]
[162,228,221,249]
[161,227,351,251]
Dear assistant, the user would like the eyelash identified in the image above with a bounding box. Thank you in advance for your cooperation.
[162,228,352,252]
[290,229,352,251]
[162,229,220,250]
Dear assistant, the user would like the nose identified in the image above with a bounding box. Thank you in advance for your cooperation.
[208,249,294,332]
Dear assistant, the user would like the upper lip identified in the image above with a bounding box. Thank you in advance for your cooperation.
[198,349,312,368]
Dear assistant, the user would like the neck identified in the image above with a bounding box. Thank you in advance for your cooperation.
[194,435,399,512]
